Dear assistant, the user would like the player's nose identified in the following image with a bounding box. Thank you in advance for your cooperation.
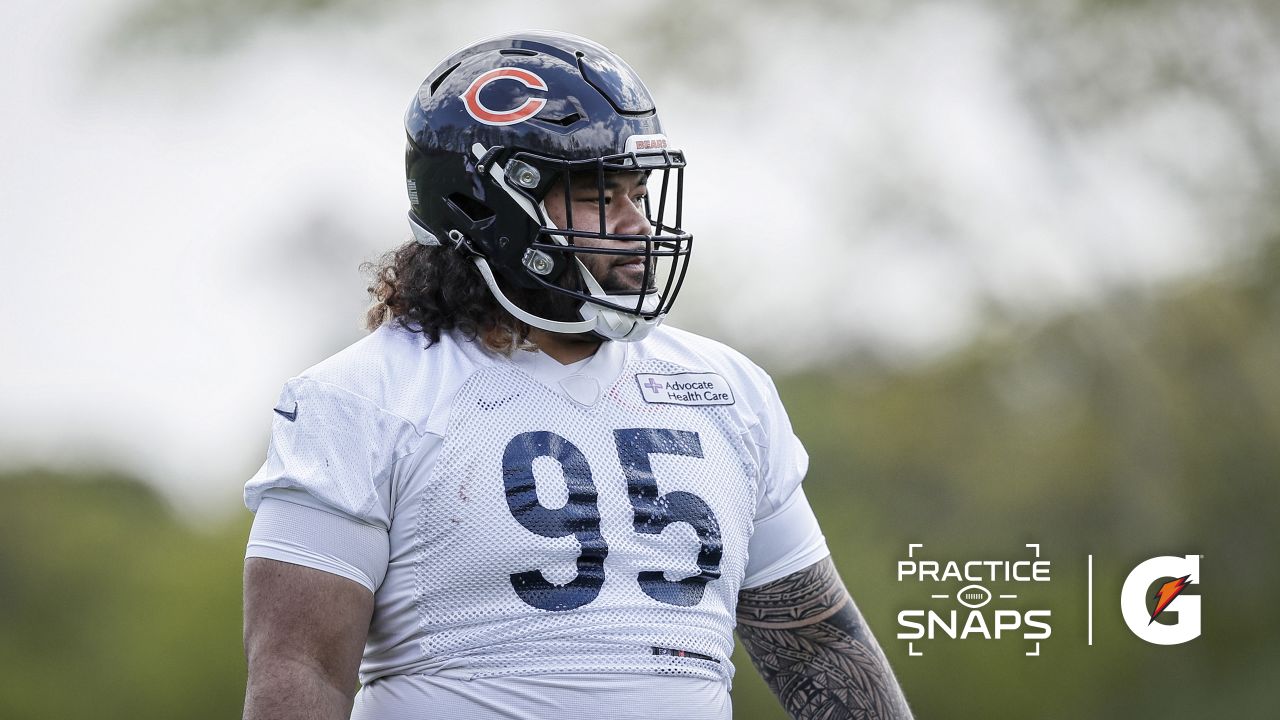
[611,198,653,239]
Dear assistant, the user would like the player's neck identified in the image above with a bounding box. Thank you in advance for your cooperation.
[525,328,602,365]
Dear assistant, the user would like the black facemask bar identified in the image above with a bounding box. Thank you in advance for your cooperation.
[504,148,693,321]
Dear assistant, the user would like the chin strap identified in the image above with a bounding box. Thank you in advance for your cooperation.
[471,256,661,341]
[471,257,593,334]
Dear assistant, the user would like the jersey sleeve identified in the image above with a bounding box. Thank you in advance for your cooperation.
[741,486,830,588]
[740,366,830,588]
[748,368,811,517]
[244,377,416,531]
[247,493,392,592]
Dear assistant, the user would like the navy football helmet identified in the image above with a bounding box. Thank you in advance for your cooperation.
[404,30,691,341]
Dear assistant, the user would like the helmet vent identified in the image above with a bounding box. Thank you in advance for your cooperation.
[428,62,461,96]
[576,55,654,114]
[499,48,537,56]
[446,193,495,223]
[541,112,582,127]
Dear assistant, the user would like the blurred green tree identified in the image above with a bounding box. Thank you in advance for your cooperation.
[0,471,250,720]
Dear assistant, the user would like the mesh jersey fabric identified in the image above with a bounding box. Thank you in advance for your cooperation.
[244,323,820,690]
[349,672,731,720]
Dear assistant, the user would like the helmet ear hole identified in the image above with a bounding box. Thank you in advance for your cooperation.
[446,193,495,224]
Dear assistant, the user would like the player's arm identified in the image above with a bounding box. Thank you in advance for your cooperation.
[242,558,374,720]
[736,557,914,720]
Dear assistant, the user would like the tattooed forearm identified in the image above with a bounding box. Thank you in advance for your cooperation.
[736,558,912,720]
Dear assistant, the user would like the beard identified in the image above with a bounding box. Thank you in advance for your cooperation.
[598,263,658,294]
[587,251,660,295]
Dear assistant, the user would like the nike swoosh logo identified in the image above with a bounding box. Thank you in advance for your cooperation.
[273,402,298,422]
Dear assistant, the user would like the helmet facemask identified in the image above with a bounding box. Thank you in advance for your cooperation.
[474,140,693,341]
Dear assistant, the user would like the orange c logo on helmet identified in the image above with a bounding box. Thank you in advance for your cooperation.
[461,68,548,126]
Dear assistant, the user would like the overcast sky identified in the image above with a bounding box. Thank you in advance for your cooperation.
[1,0,1270,516]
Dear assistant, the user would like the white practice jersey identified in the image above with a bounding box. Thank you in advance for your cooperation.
[244,323,828,716]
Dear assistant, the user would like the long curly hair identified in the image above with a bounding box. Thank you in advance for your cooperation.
[362,241,517,351]
[363,240,580,352]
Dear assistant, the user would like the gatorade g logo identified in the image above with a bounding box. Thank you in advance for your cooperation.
[461,68,548,126]
[1120,555,1201,645]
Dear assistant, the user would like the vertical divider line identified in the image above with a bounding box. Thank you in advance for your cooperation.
[1087,554,1094,646]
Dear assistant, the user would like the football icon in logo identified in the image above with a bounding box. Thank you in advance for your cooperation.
[956,584,992,609]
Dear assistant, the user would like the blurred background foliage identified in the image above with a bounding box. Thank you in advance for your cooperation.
[5,234,1277,718]
[6,0,1280,717]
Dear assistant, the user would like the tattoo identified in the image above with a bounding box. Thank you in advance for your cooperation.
[736,558,912,720]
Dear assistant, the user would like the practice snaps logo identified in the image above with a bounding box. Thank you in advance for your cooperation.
[1120,555,1202,645]
[896,543,1052,657]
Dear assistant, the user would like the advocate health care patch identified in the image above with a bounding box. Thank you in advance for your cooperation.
[636,372,735,406]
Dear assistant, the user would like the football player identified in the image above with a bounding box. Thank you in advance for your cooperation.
[241,30,912,720]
